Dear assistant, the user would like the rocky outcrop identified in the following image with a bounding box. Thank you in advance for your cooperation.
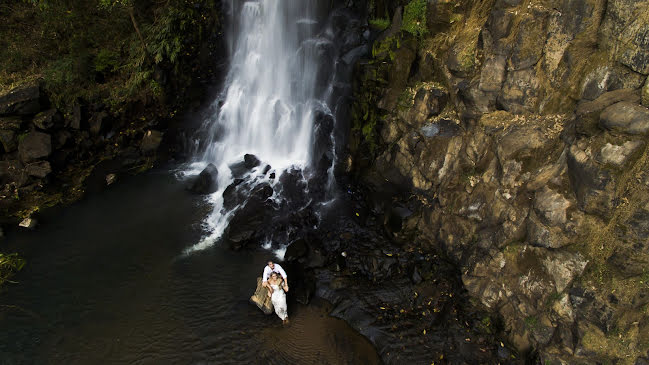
[188,163,219,194]
[348,0,649,362]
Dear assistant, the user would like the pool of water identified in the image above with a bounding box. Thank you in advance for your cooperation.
[0,168,379,364]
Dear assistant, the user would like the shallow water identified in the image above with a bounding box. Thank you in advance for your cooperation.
[0,169,379,364]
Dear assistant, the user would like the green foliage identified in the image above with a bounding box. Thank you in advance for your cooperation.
[1,0,219,109]
[369,18,390,30]
[402,0,428,37]
[0,253,26,286]
[372,35,399,61]
[94,49,120,73]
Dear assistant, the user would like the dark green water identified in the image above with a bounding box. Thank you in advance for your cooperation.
[0,169,379,364]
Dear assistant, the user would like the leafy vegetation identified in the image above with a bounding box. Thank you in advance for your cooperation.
[402,0,428,37]
[0,0,220,110]
[0,253,25,287]
[369,18,390,30]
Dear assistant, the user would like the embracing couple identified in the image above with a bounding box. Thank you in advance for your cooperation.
[262,261,290,324]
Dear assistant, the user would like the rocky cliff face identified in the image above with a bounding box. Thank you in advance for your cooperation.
[349,0,649,362]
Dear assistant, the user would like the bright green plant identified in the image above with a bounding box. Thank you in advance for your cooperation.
[402,0,428,37]
[369,18,390,30]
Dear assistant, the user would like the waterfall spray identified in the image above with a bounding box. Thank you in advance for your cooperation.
[185,0,343,252]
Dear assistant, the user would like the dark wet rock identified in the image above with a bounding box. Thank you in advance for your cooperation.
[243,153,260,168]
[189,163,219,194]
[385,204,413,236]
[0,129,17,153]
[600,102,649,135]
[410,265,422,284]
[18,131,51,163]
[0,160,26,186]
[25,161,51,178]
[140,130,163,155]
[89,111,109,135]
[53,130,72,150]
[224,183,274,250]
[32,109,58,130]
[311,111,334,167]
[262,164,271,175]
[285,238,308,262]
[230,155,262,178]
[0,116,24,130]
[222,178,245,210]
[0,84,41,116]
[67,102,82,129]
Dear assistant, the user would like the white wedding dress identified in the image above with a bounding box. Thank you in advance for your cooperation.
[270,283,288,320]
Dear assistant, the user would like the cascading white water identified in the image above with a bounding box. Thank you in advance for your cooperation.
[186,0,337,252]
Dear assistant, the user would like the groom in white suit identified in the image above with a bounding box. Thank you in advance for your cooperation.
[262,261,288,288]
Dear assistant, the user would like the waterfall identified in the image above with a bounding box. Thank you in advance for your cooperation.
[184,0,350,252]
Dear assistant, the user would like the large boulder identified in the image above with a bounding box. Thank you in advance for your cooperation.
[222,178,245,210]
[243,153,260,168]
[224,183,274,249]
[230,154,261,178]
[18,131,51,163]
[0,129,17,153]
[0,84,41,116]
[600,101,649,135]
[188,163,218,194]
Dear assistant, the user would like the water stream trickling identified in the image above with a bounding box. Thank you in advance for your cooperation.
[185,0,346,251]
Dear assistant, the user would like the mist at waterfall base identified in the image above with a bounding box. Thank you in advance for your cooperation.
[182,0,363,253]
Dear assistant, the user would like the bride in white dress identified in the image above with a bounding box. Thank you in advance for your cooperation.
[267,272,289,323]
